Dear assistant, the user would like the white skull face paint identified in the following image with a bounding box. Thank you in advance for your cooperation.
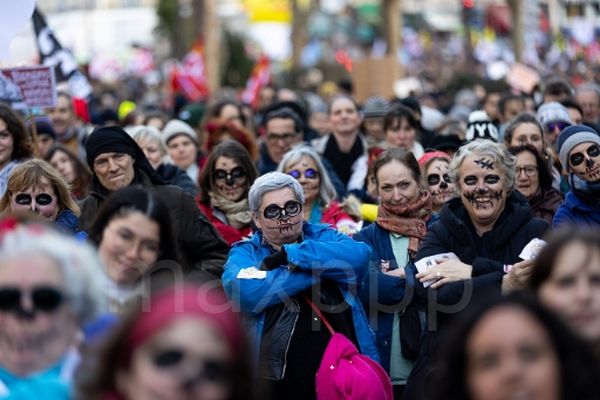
[568,142,600,183]
[458,154,509,233]
[425,159,455,210]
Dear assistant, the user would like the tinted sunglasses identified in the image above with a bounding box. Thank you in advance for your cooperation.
[262,200,302,220]
[14,193,54,206]
[427,173,451,186]
[570,144,600,166]
[213,167,246,183]
[0,286,65,314]
[287,168,319,180]
[152,348,230,384]
[545,121,569,132]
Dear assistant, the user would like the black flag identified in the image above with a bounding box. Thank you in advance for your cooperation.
[32,7,91,99]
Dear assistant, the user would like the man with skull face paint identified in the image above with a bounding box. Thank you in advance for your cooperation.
[222,172,380,400]
[403,140,548,400]
[553,125,600,228]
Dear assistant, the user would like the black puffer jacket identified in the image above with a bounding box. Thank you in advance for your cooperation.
[78,169,228,281]
[404,191,549,400]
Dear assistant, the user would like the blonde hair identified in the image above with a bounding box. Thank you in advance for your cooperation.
[0,159,80,216]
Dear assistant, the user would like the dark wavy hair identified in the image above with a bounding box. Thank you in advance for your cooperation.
[88,186,178,262]
[508,144,553,191]
[198,140,258,204]
[0,103,34,161]
[427,292,600,400]
[45,144,93,199]
[383,104,418,133]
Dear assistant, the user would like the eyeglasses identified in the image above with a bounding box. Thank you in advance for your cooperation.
[212,167,246,184]
[570,144,600,166]
[516,165,538,177]
[545,121,569,132]
[261,200,302,220]
[266,132,299,143]
[427,173,451,186]
[152,348,230,385]
[14,193,54,206]
[287,168,319,180]
[0,286,65,314]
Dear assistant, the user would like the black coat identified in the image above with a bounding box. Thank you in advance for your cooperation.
[404,191,548,400]
[156,163,198,197]
[78,169,228,281]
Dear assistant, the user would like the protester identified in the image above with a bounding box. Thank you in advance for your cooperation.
[418,151,455,213]
[162,119,203,184]
[576,83,600,126]
[361,96,390,145]
[508,145,563,224]
[222,172,383,400]
[0,216,106,397]
[353,148,433,397]
[78,125,228,280]
[0,159,80,234]
[403,140,548,399]
[257,107,304,174]
[427,293,599,400]
[312,95,368,193]
[553,124,600,228]
[0,104,34,197]
[131,125,197,196]
[529,228,600,357]
[76,284,256,400]
[207,99,247,130]
[277,145,362,235]
[46,91,88,160]
[380,105,424,159]
[536,101,572,153]
[87,186,180,307]
[27,116,56,159]
[197,140,258,245]
[45,144,93,200]
[204,120,259,162]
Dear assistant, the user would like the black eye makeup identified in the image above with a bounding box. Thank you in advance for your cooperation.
[484,175,500,185]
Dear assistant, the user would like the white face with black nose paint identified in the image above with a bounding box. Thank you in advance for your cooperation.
[457,154,509,232]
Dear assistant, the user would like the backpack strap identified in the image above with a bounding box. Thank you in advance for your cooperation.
[303,295,335,335]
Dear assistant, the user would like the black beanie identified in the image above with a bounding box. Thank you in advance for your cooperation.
[86,126,164,185]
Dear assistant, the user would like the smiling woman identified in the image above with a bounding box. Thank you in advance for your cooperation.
[403,140,549,399]
[0,105,34,197]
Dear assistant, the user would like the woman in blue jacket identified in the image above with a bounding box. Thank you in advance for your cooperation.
[222,172,379,400]
[354,148,433,398]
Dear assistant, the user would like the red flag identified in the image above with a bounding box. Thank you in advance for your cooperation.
[240,54,271,108]
[170,41,210,102]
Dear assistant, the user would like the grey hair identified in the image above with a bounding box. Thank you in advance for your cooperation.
[248,172,305,212]
[449,139,517,191]
[130,125,167,157]
[0,226,107,325]
[276,145,337,204]
[576,82,600,100]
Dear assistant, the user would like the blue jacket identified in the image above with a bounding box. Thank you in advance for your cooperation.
[353,215,438,373]
[553,190,600,229]
[222,223,379,374]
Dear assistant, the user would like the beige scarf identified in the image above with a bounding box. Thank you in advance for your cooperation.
[209,192,253,229]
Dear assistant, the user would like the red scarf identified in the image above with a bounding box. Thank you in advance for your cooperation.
[376,190,432,257]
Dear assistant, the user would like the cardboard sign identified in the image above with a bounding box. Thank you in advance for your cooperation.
[352,56,400,103]
[0,66,56,109]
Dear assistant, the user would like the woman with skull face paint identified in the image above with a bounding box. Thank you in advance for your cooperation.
[277,145,363,236]
[418,151,455,213]
[403,140,548,400]
[222,172,383,400]
[553,125,600,228]
[0,159,80,234]
[197,140,258,245]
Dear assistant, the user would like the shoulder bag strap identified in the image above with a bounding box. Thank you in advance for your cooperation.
[303,295,335,335]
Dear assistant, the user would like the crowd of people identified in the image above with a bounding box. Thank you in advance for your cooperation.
[0,75,599,400]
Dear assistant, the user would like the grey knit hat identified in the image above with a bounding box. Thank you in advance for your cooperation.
[362,96,390,118]
[536,102,572,127]
[556,124,600,169]
[162,119,198,146]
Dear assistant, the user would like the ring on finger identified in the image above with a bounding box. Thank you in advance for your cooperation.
[436,271,441,278]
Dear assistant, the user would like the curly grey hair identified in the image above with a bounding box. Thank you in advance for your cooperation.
[0,225,107,325]
[449,139,517,191]
[276,145,337,205]
[248,172,305,213]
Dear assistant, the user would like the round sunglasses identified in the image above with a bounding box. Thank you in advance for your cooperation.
[212,167,246,183]
[287,168,319,180]
[0,286,65,314]
[14,193,54,206]
[152,347,231,385]
[261,200,302,220]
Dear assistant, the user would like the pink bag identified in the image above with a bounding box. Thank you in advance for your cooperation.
[305,297,394,400]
